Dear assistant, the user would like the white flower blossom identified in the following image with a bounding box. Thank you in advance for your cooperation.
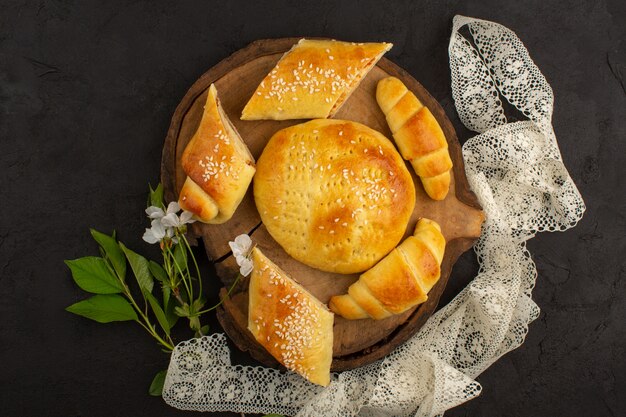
[162,209,196,228]
[145,201,179,220]
[229,234,252,258]
[142,201,195,245]
[179,210,195,225]
[228,234,254,276]
[143,219,166,244]
[238,256,253,277]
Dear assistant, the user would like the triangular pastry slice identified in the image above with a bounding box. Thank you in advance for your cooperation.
[178,84,256,223]
[248,247,334,386]
[241,39,392,120]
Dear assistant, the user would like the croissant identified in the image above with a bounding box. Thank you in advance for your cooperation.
[178,84,256,223]
[376,77,453,200]
[329,218,445,320]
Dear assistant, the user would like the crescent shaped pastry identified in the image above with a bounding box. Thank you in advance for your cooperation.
[248,247,334,386]
[376,77,453,200]
[329,218,446,320]
[178,84,256,223]
[241,39,392,120]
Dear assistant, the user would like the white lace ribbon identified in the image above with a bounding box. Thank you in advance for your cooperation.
[163,15,585,416]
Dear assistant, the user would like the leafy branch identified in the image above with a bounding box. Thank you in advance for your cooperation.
[65,229,175,351]
[65,183,243,395]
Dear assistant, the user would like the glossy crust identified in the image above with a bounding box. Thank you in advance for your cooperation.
[247,248,334,386]
[328,218,446,320]
[254,119,416,274]
[178,84,256,223]
[376,77,453,200]
[241,39,392,120]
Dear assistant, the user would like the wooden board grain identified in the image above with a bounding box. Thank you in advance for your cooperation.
[162,38,484,371]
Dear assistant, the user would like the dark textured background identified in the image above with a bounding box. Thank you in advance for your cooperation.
[1,1,624,416]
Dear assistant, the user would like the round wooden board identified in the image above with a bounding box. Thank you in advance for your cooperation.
[162,38,485,371]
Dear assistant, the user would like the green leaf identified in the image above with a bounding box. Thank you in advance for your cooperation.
[166,306,179,328]
[149,183,164,208]
[66,294,138,323]
[195,324,210,338]
[119,242,154,294]
[174,305,189,317]
[149,261,168,283]
[161,286,179,328]
[157,284,179,337]
[90,229,126,280]
[149,369,167,396]
[145,291,170,336]
[191,298,205,313]
[162,283,171,308]
[65,257,124,294]
[172,244,188,273]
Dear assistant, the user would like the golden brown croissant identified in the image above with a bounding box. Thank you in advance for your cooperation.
[329,218,445,320]
[376,77,452,200]
[248,247,334,386]
[178,84,256,223]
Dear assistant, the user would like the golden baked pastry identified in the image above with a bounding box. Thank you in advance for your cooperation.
[329,218,445,320]
[376,77,452,200]
[248,247,334,386]
[254,119,416,274]
[241,39,392,120]
[178,84,256,223]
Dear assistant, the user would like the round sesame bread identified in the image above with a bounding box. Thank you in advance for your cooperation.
[254,119,416,274]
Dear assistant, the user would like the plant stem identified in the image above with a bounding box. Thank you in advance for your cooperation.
[135,317,175,351]
[123,283,175,350]
[196,273,241,315]
[181,233,203,300]
[164,237,209,335]
[105,254,175,351]
[165,244,193,302]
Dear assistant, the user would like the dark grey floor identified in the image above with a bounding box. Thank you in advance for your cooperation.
[1,1,624,416]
